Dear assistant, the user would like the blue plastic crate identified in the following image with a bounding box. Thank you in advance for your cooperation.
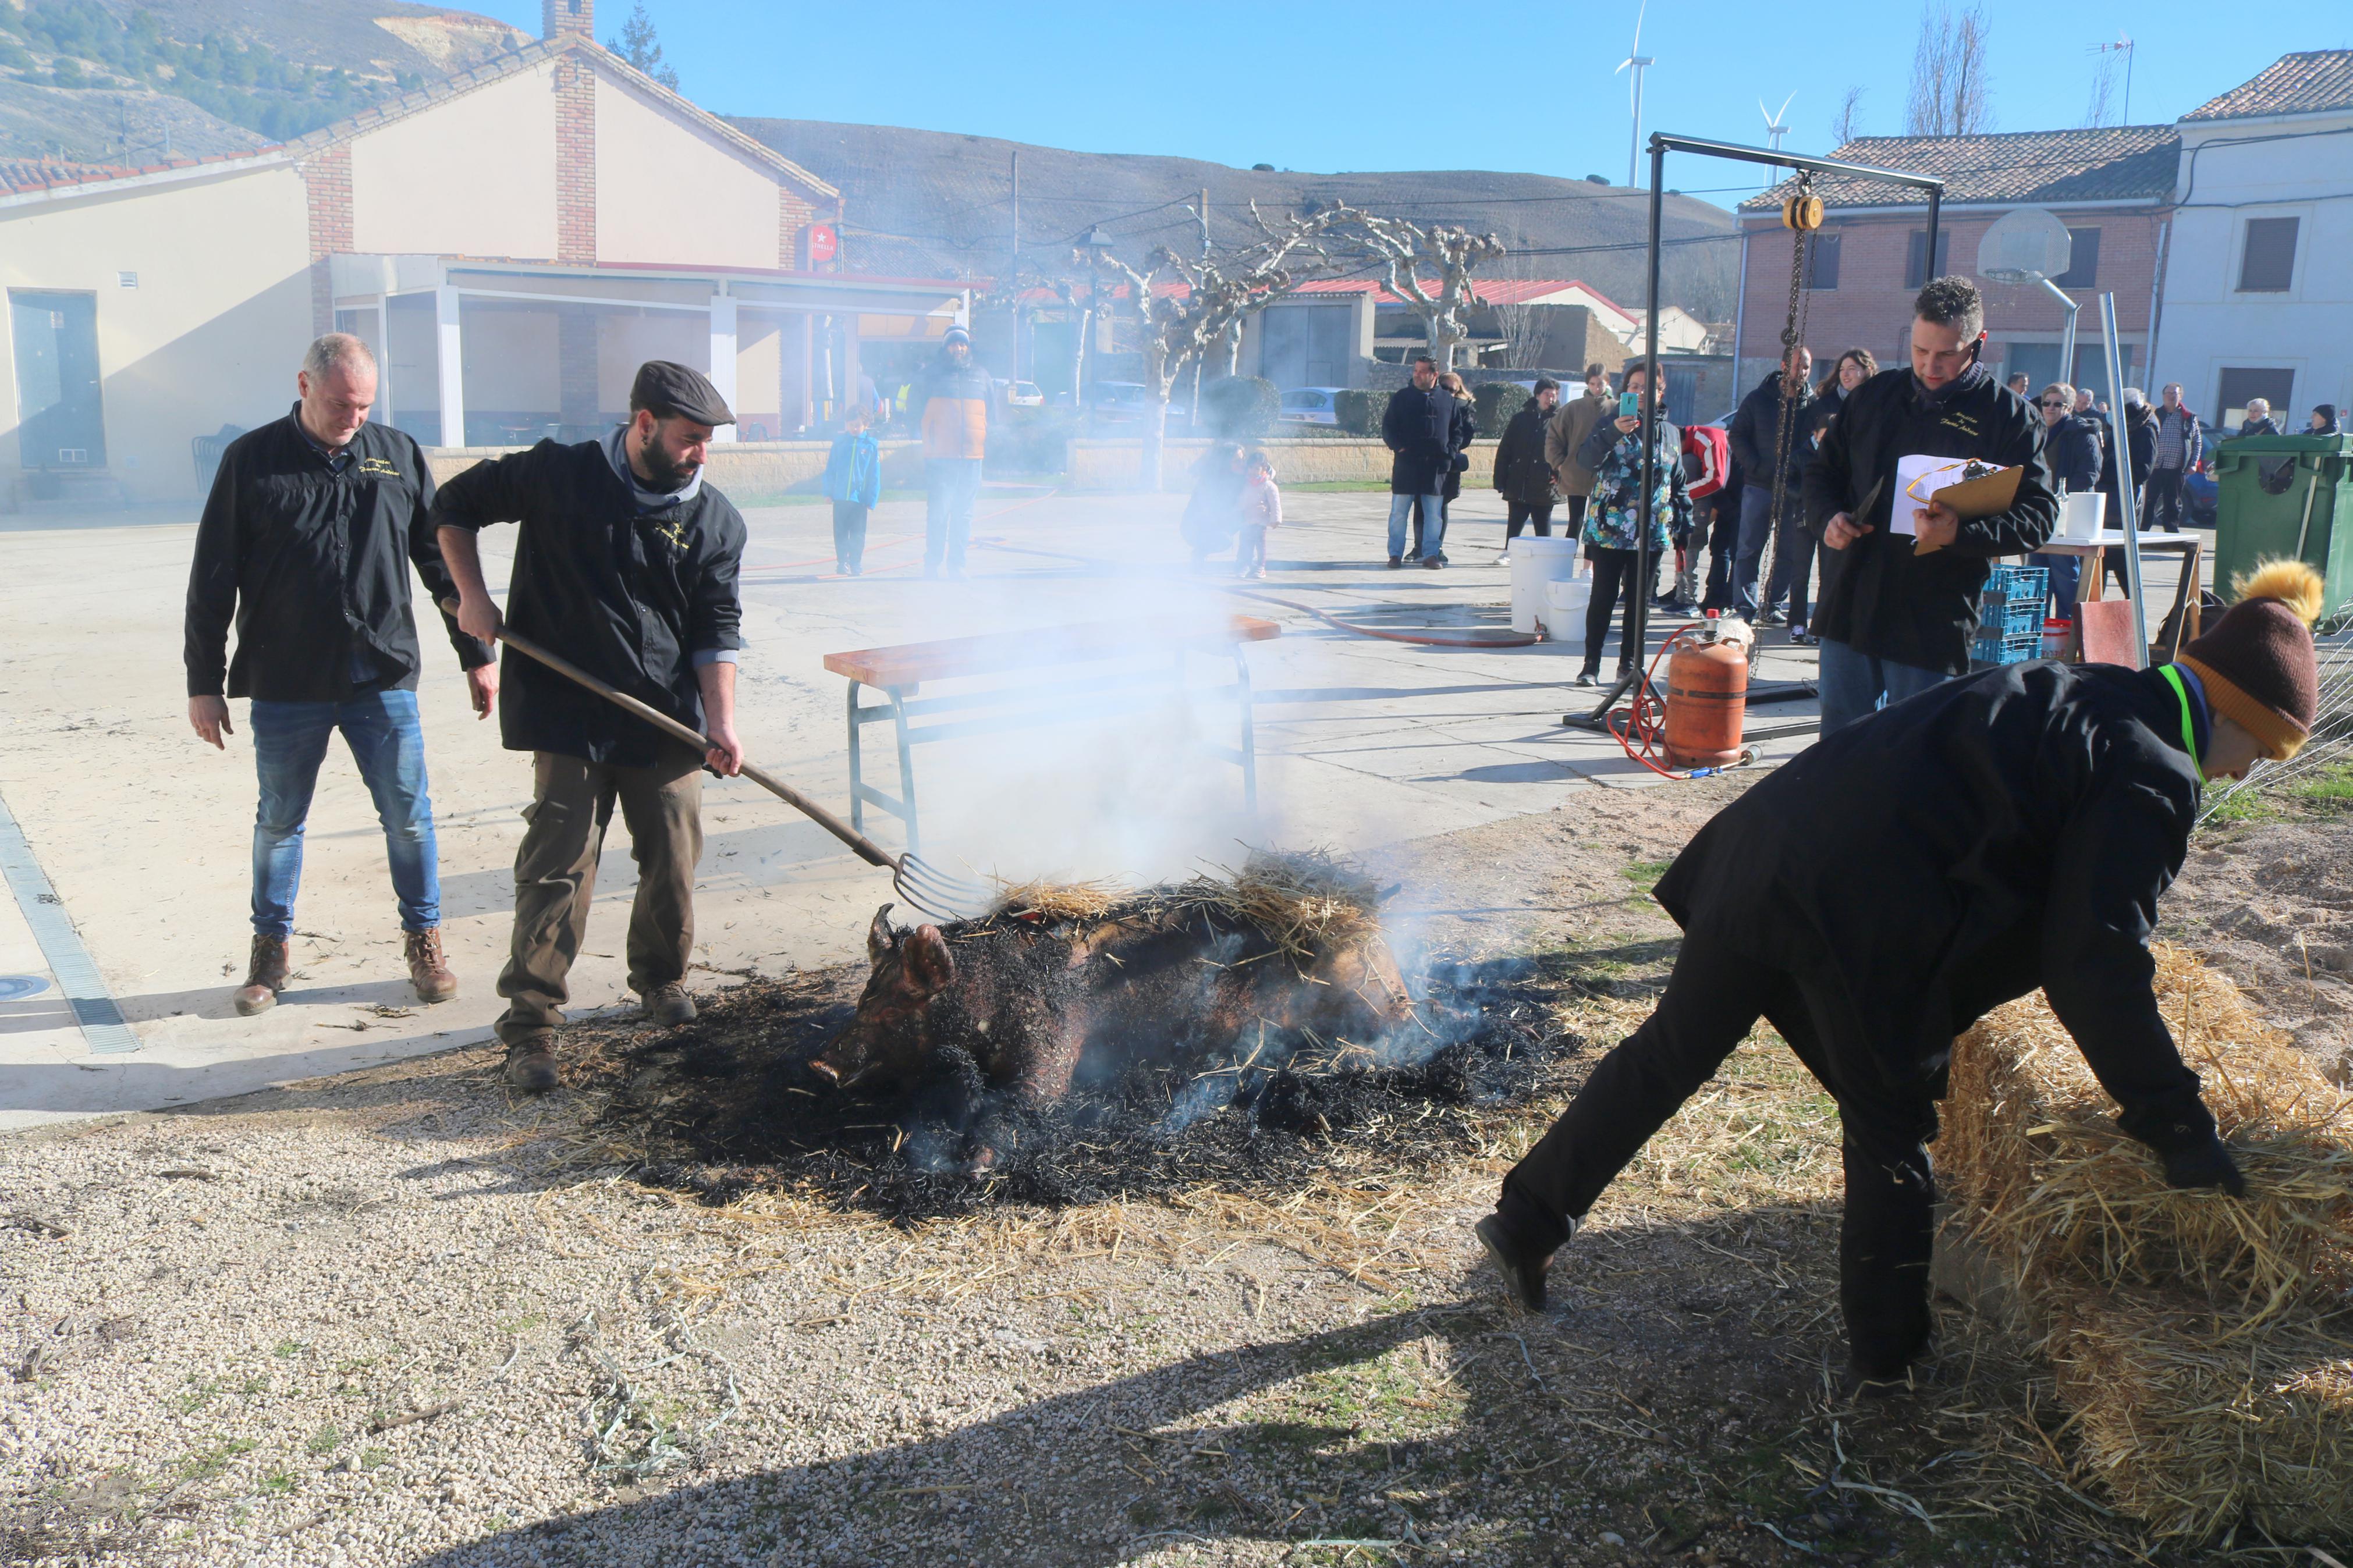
[1979,592,2044,637]
[1972,630,2041,666]
[1987,563,2049,600]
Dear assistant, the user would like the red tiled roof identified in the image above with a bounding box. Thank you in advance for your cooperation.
[2183,50,2353,122]
[0,157,134,194]
[1740,126,2178,212]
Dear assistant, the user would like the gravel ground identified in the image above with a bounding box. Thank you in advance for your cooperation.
[4,781,2331,1567]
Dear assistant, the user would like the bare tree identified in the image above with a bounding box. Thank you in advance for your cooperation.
[1832,85,1866,146]
[1905,3,1994,137]
[1338,212,1506,371]
[1482,251,1548,369]
[1084,203,1360,489]
[2085,51,2120,128]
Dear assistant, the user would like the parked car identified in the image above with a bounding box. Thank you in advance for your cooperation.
[1005,381,1045,408]
[2184,457,2219,527]
[1277,386,1346,426]
[1087,382,1152,423]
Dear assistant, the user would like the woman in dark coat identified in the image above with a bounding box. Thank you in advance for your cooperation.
[1571,361,1689,685]
[1492,378,1561,564]
[1410,372,1479,564]
[2030,381,2103,618]
[1474,563,2327,1389]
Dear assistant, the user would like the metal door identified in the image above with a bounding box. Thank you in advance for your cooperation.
[9,290,105,468]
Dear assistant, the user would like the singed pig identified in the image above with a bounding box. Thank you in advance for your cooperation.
[810,902,1414,1138]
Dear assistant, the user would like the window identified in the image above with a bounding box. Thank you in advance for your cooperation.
[2054,228,2100,289]
[1905,230,1952,290]
[1803,232,1841,290]
[2216,368,2295,429]
[2238,218,2299,293]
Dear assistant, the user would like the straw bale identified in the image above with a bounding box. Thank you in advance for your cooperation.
[2040,1281,2353,1539]
[1940,944,2353,1317]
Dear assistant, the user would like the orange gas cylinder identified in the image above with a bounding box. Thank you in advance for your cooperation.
[1660,633,1748,767]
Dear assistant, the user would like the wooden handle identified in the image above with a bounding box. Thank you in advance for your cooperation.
[442,599,898,872]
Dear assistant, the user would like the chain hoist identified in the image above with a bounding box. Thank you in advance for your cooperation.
[1753,173,1822,663]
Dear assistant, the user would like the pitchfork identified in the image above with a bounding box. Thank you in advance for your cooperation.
[440,600,996,921]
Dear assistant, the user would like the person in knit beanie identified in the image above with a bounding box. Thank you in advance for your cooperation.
[1468,573,2306,1395]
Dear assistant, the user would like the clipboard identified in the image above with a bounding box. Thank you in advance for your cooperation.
[1897,458,2024,553]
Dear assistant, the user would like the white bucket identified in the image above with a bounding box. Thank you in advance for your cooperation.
[1539,576,1592,642]
[1509,536,1581,634]
[2060,490,2108,542]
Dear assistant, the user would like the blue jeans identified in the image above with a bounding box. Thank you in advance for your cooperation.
[1387,491,1442,560]
[249,689,440,937]
[2029,551,2081,620]
[1732,483,1787,618]
[1816,638,1951,736]
[925,458,982,570]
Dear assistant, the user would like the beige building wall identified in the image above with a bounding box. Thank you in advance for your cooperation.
[458,304,560,413]
[597,310,706,410]
[349,63,560,259]
[593,74,780,269]
[0,165,311,501]
[734,313,782,438]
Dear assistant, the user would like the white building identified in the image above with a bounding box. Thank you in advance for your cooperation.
[2154,50,2353,429]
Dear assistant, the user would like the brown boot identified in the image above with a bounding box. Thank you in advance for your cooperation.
[502,1034,559,1092]
[233,935,290,1016]
[403,927,457,1004]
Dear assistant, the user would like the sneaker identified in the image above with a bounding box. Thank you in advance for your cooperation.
[1474,1213,1562,1314]
[403,928,457,1005]
[1757,609,1787,628]
[1496,553,1511,567]
[1250,566,1266,580]
[233,934,290,1017]
[1404,551,1423,563]
[640,982,697,1026]
[502,1036,559,1093]
[1789,627,1819,646]
[1573,668,1600,688]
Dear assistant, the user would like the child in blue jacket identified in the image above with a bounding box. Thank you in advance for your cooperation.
[822,409,883,575]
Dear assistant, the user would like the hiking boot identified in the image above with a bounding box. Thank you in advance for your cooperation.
[1843,1338,1940,1402]
[502,1035,559,1093]
[1387,556,1404,569]
[403,927,457,1004]
[233,935,291,1016]
[640,982,697,1026]
[1475,1213,1563,1314]
[1423,555,1445,570]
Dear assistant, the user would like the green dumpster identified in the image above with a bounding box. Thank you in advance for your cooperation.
[2212,432,2353,611]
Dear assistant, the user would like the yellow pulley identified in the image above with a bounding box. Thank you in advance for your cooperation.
[1781,194,1825,232]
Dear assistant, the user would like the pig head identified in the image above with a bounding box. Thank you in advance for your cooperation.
[810,905,959,1090]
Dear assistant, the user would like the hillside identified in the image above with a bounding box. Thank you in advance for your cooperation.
[729,116,1742,318]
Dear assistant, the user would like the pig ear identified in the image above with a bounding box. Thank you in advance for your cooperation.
[868,904,897,965]
[904,925,956,991]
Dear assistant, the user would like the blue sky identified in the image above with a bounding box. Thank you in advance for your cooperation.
[478,1,2351,214]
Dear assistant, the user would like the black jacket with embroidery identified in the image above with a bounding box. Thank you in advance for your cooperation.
[184,407,487,701]
[1803,366,2058,674]
[431,438,746,766]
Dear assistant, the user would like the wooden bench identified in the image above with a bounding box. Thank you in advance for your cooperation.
[821,615,1282,851]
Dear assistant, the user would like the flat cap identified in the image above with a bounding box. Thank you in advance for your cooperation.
[630,360,734,425]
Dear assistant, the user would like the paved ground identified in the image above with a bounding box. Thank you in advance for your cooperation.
[0,485,2203,1129]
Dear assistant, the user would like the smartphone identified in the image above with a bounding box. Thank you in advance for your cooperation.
[1618,390,1640,418]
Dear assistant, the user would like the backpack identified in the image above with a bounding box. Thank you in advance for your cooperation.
[1683,422,1731,499]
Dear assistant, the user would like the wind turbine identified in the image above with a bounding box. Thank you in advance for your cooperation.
[1757,91,1797,187]
[1614,0,1653,190]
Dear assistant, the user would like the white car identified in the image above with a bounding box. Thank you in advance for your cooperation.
[1278,386,1346,425]
[1005,381,1045,408]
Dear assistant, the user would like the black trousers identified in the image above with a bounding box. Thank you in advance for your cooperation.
[2144,468,2186,533]
[1582,546,1644,673]
[1497,929,1940,1377]
[1700,500,1741,610]
[1506,499,1555,541]
[832,500,869,573]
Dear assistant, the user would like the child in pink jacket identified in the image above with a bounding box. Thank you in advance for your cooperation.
[1234,450,1280,579]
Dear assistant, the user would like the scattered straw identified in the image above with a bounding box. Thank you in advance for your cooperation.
[1177,848,1387,965]
[990,877,1122,923]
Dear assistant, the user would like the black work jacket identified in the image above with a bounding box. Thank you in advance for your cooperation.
[1804,367,2059,675]
[184,408,487,699]
[1727,371,1820,491]
[1382,385,1461,494]
[1493,401,1559,505]
[431,438,746,767]
[1655,660,2216,1155]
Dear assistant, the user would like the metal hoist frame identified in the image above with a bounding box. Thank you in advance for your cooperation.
[1754,175,1824,671]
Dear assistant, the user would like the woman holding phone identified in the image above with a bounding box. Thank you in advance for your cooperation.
[1571,361,1691,685]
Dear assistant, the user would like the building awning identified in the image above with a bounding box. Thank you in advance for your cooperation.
[326,254,967,319]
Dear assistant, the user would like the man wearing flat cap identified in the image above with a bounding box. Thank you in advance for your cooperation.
[434,360,749,1091]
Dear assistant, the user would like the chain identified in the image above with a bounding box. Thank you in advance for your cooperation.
[1756,173,1818,658]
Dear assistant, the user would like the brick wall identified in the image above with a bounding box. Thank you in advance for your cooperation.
[554,53,595,263]
[779,190,813,269]
[299,144,353,336]
[541,0,593,40]
[1737,206,2170,381]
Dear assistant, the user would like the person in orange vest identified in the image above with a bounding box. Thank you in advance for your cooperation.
[917,325,991,578]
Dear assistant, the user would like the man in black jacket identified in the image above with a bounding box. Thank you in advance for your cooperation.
[1807,277,2059,734]
[1492,377,1560,564]
[1381,356,1456,568]
[184,333,491,1016]
[435,362,748,1091]
[1473,567,2325,1389]
[1725,346,1816,621]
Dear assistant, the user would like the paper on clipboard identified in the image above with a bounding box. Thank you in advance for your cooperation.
[1888,455,1946,536]
[1890,454,2025,534]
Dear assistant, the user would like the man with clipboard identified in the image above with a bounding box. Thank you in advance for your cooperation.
[1805,276,2060,734]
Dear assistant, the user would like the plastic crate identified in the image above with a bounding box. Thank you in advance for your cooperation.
[1979,593,2044,637]
[1987,563,2049,600]
[1972,630,2042,666]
